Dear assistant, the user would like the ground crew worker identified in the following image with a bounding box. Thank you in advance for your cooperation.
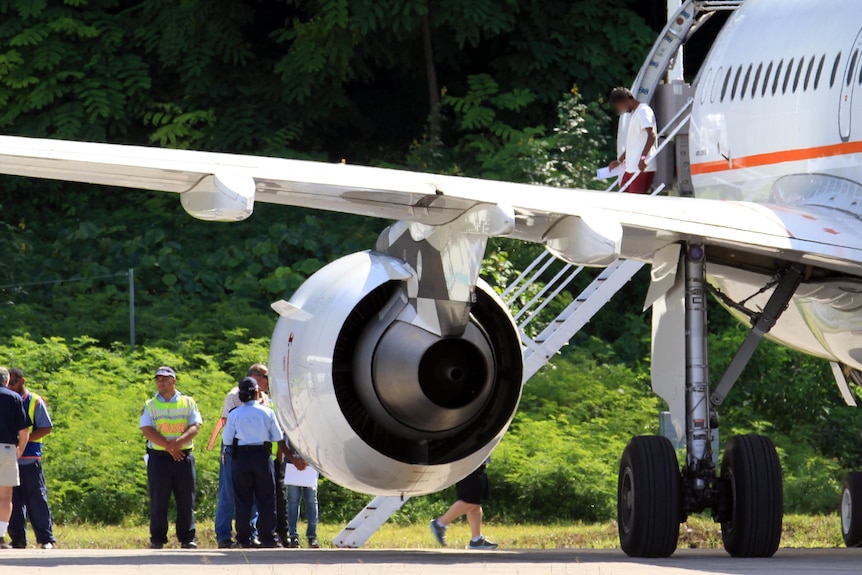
[0,367,30,550]
[139,366,202,550]
[222,377,284,548]
[7,369,56,549]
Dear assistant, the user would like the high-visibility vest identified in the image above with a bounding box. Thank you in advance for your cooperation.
[21,392,46,459]
[270,397,279,458]
[145,394,197,451]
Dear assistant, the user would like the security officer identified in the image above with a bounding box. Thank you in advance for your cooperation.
[7,369,56,549]
[222,377,283,548]
[139,366,202,550]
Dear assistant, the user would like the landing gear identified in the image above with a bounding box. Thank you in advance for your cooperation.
[720,435,783,557]
[618,436,680,558]
[617,243,803,558]
[841,472,862,547]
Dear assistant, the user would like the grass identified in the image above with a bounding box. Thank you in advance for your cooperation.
[45,514,845,550]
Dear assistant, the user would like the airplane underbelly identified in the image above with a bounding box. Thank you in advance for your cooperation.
[708,265,862,370]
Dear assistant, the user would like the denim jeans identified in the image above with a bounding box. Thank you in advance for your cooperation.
[214,445,258,543]
[287,484,318,539]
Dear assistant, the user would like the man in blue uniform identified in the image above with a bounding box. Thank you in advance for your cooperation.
[139,366,202,550]
[7,369,56,549]
[0,367,30,550]
[211,364,270,548]
[222,377,284,548]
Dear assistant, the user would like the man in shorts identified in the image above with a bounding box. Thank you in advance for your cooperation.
[430,459,497,550]
[0,367,31,549]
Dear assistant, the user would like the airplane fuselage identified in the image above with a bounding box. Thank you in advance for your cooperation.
[689,0,862,369]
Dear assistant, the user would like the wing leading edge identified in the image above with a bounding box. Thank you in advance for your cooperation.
[0,135,861,275]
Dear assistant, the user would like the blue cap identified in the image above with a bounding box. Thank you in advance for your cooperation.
[239,376,259,394]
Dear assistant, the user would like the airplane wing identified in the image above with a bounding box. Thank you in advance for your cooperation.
[1,135,861,276]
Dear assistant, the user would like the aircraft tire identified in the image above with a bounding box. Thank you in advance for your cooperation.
[841,472,862,547]
[617,435,680,558]
[720,434,783,557]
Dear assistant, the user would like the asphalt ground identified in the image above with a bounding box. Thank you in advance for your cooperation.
[2,547,862,575]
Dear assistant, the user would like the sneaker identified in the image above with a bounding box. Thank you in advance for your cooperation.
[467,536,498,550]
[286,535,301,549]
[307,537,320,549]
[10,540,26,549]
[217,539,234,549]
[181,541,198,549]
[40,543,55,550]
[429,519,447,547]
[149,542,164,550]
[259,540,282,549]
[0,537,11,550]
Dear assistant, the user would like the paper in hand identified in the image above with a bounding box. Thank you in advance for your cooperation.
[596,164,625,180]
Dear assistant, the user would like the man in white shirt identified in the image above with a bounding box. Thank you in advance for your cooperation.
[608,87,657,194]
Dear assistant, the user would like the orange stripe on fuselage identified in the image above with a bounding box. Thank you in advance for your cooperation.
[690,141,862,175]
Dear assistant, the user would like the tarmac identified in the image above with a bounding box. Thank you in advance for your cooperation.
[2,547,862,575]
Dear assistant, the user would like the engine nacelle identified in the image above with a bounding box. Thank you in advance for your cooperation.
[269,251,523,496]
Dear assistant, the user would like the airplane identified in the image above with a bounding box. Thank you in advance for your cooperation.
[0,0,859,560]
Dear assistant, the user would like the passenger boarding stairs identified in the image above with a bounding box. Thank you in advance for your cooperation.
[332,0,744,549]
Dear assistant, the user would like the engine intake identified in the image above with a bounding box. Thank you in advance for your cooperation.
[269,251,523,496]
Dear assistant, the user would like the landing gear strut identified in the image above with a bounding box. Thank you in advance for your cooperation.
[618,244,803,558]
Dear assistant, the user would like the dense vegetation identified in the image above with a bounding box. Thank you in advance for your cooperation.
[0,0,859,529]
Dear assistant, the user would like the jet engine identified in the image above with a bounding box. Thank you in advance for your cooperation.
[268,250,523,496]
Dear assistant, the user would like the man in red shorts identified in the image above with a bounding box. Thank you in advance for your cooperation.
[608,87,657,194]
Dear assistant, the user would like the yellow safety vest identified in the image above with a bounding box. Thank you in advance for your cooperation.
[269,397,279,458]
[21,392,46,460]
[145,394,197,451]
[26,392,42,432]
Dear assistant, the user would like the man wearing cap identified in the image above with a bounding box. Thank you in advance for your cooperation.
[0,367,30,550]
[222,377,284,548]
[139,366,202,550]
[210,364,272,548]
[7,368,56,549]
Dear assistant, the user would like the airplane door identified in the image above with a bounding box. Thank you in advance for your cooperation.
[839,29,862,142]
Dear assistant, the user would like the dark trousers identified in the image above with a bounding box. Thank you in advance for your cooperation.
[9,462,55,545]
[147,452,196,545]
[275,458,289,543]
[232,450,277,546]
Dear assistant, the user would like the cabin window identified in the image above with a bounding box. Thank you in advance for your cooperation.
[701,68,713,104]
[730,65,743,100]
[762,61,773,97]
[721,67,732,102]
[830,52,842,88]
[792,56,805,93]
[782,57,795,94]
[712,66,724,103]
[803,55,815,91]
[847,50,858,87]
[740,64,753,100]
[772,59,784,95]
[751,62,763,99]
[813,54,825,90]
[858,55,862,85]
